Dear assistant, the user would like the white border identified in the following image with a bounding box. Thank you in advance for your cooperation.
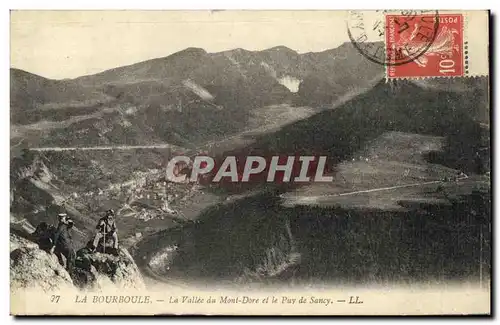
[2,0,497,323]
[3,0,498,10]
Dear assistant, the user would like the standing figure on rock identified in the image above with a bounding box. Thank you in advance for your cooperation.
[32,221,56,251]
[50,213,76,272]
[91,209,119,254]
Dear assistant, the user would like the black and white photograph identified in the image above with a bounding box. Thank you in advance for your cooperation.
[8,10,491,315]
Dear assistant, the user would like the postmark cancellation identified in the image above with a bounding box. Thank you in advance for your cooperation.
[347,10,488,79]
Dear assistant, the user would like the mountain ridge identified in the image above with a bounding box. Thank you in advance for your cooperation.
[10,42,385,150]
[10,43,354,81]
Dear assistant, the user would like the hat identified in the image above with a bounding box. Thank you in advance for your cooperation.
[105,209,115,217]
[58,213,68,219]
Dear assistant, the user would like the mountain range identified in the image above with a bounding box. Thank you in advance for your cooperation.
[10,42,490,283]
[11,43,387,150]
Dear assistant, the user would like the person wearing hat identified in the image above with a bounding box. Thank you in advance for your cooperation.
[50,213,76,271]
[91,209,119,253]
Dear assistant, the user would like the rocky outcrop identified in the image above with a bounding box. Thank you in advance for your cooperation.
[10,233,38,252]
[10,226,146,293]
[10,246,74,292]
[73,247,146,291]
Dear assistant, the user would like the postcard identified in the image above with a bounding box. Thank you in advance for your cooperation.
[10,10,490,315]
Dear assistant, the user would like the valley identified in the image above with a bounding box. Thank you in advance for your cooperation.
[10,43,491,289]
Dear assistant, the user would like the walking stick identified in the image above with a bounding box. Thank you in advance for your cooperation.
[103,230,106,254]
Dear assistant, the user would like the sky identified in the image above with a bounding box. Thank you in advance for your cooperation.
[10,11,351,80]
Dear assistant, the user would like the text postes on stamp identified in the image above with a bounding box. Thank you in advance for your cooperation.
[347,10,440,67]
[387,14,464,78]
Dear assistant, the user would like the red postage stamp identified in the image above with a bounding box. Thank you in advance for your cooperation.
[386,14,464,78]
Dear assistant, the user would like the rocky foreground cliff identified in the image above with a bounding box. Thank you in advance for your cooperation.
[10,231,146,293]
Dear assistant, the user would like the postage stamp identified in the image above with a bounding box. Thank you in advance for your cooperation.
[386,14,464,78]
[345,10,485,79]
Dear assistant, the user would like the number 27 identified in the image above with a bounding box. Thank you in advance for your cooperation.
[50,295,61,303]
